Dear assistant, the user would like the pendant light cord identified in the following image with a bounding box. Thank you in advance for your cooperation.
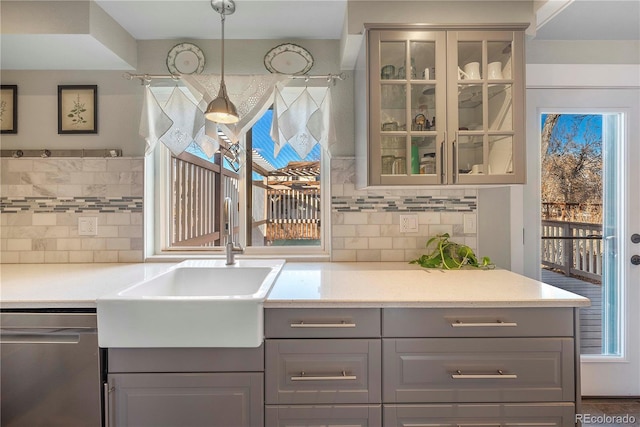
[220,12,226,82]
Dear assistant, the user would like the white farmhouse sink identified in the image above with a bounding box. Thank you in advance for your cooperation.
[97,259,285,348]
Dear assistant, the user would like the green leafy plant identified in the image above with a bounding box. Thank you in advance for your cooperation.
[410,233,494,270]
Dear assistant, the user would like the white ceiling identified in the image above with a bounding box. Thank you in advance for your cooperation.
[95,0,348,40]
[1,0,639,70]
[535,0,640,40]
[95,0,640,41]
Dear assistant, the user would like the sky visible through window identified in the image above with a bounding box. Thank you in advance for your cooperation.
[186,109,321,172]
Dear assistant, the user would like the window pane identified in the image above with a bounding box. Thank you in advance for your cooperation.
[248,110,321,247]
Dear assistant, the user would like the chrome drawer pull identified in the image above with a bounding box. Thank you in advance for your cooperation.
[451,320,518,328]
[290,321,356,328]
[457,424,501,427]
[451,369,518,379]
[291,370,357,381]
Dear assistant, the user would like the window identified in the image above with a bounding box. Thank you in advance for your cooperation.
[151,108,328,257]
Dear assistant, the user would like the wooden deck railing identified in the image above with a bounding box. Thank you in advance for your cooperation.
[541,220,603,282]
[171,152,238,248]
[170,153,320,247]
[267,187,321,240]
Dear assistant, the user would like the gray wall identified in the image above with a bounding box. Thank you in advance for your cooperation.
[0,39,355,158]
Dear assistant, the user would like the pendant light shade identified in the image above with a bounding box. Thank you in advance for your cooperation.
[205,0,239,124]
[205,80,239,123]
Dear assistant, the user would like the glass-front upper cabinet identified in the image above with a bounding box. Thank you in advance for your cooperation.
[369,30,447,185]
[447,29,525,184]
[365,26,526,186]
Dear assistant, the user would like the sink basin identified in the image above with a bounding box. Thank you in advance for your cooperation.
[97,259,285,348]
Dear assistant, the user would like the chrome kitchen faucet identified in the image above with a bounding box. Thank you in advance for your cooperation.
[224,197,244,265]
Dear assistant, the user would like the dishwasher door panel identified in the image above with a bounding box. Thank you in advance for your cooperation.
[0,313,102,427]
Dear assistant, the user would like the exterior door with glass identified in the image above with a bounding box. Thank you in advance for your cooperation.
[525,88,640,396]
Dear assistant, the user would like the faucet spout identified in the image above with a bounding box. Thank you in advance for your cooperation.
[224,197,244,265]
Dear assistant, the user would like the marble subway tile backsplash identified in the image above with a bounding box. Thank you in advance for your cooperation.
[330,158,477,262]
[0,158,143,264]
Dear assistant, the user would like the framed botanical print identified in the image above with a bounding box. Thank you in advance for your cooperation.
[1,85,18,134]
[58,85,98,134]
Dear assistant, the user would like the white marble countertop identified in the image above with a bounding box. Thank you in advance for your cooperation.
[265,262,590,308]
[0,262,590,309]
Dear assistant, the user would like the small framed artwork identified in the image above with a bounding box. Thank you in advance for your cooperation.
[1,85,18,134]
[58,85,98,134]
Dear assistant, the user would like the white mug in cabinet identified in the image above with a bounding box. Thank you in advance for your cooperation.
[458,62,480,80]
[488,62,504,80]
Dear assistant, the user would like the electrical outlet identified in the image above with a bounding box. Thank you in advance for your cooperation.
[463,213,477,234]
[400,214,419,233]
[78,217,98,236]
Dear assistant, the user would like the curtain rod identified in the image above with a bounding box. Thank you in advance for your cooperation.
[122,72,346,84]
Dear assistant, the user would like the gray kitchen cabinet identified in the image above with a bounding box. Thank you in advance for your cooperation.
[265,308,383,427]
[356,24,527,187]
[266,405,382,426]
[106,347,264,427]
[383,403,576,427]
[382,307,574,337]
[383,337,575,403]
[106,372,263,427]
[265,307,381,339]
[265,339,381,404]
[381,307,579,427]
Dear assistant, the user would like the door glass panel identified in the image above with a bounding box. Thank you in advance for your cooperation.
[380,41,405,80]
[381,84,406,131]
[487,41,512,80]
[458,134,483,175]
[411,136,437,175]
[411,84,435,132]
[488,135,513,175]
[602,113,622,356]
[540,114,621,357]
[459,84,483,130]
[458,42,483,80]
[381,136,407,175]
[410,41,435,81]
[488,84,513,131]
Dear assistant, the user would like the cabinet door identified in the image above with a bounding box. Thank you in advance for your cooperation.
[369,29,447,185]
[383,338,575,403]
[266,339,382,404]
[447,29,525,184]
[266,405,382,427]
[384,403,576,427]
[106,373,263,427]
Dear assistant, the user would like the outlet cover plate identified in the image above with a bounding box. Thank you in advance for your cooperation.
[463,213,477,234]
[78,217,98,236]
[400,214,419,233]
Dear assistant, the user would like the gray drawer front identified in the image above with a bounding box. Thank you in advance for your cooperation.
[108,346,264,373]
[266,339,382,404]
[383,338,574,403]
[383,307,574,337]
[108,373,263,427]
[384,403,576,427]
[266,405,382,427]
[265,308,381,338]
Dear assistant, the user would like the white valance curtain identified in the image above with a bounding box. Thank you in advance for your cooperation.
[139,74,335,160]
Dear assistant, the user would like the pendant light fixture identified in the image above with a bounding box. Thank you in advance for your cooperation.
[205,0,239,124]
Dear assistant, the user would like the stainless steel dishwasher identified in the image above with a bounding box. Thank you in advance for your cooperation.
[0,310,102,427]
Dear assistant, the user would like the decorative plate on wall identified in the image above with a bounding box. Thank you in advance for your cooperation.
[166,42,206,75]
[264,43,313,75]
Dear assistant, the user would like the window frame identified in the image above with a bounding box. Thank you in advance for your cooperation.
[145,126,330,261]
